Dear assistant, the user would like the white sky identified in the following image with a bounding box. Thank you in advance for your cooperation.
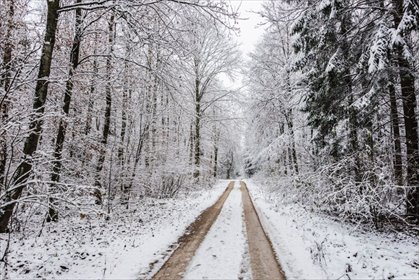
[219,0,265,89]
[232,0,265,56]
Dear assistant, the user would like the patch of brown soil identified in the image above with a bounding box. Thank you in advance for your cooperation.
[152,181,235,280]
[241,181,286,280]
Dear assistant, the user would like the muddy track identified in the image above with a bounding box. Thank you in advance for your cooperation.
[241,181,286,280]
[152,181,234,280]
[151,181,286,279]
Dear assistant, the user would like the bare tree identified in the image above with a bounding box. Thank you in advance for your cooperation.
[0,0,60,233]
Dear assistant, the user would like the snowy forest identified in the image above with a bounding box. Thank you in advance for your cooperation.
[0,0,418,278]
[244,0,419,226]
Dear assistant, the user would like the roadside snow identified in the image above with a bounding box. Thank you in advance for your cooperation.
[245,179,419,280]
[184,180,249,279]
[0,181,228,279]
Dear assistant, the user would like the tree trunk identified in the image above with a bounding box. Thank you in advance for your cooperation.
[81,27,98,170]
[94,14,114,205]
[189,123,194,165]
[118,87,127,163]
[213,128,219,177]
[285,111,299,175]
[84,33,98,138]
[144,46,153,169]
[287,147,293,175]
[0,0,14,190]
[194,76,201,178]
[392,0,419,219]
[213,145,218,177]
[0,0,60,233]
[348,93,361,182]
[118,58,129,193]
[388,83,403,185]
[283,150,288,176]
[47,1,82,222]
[339,4,361,183]
[226,151,233,179]
[124,116,147,208]
[150,50,160,166]
[150,75,158,166]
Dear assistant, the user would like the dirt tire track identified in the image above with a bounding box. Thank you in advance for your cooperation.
[241,181,286,280]
[152,181,235,280]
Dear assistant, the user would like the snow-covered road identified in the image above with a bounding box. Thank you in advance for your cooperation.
[7,179,415,280]
[155,180,284,280]
[155,180,418,280]
[184,181,248,279]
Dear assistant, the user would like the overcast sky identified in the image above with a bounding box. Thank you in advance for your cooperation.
[233,0,265,56]
[219,0,265,89]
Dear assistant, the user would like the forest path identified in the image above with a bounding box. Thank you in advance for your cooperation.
[241,181,286,280]
[152,181,235,280]
[151,180,285,280]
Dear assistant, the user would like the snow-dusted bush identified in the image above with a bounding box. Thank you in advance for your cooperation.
[252,156,412,229]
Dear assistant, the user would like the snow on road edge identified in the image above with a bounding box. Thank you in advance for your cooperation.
[244,179,419,280]
[184,181,248,279]
[1,181,229,279]
[101,180,229,279]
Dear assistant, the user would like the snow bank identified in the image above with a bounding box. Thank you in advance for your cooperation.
[245,179,419,279]
[0,181,229,279]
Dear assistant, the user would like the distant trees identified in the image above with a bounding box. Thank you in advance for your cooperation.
[245,7,301,178]
[182,21,240,178]
[0,0,241,232]
[245,0,419,225]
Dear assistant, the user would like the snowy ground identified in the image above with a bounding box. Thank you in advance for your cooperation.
[2,179,417,279]
[0,181,228,279]
[184,180,251,279]
[245,179,419,280]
